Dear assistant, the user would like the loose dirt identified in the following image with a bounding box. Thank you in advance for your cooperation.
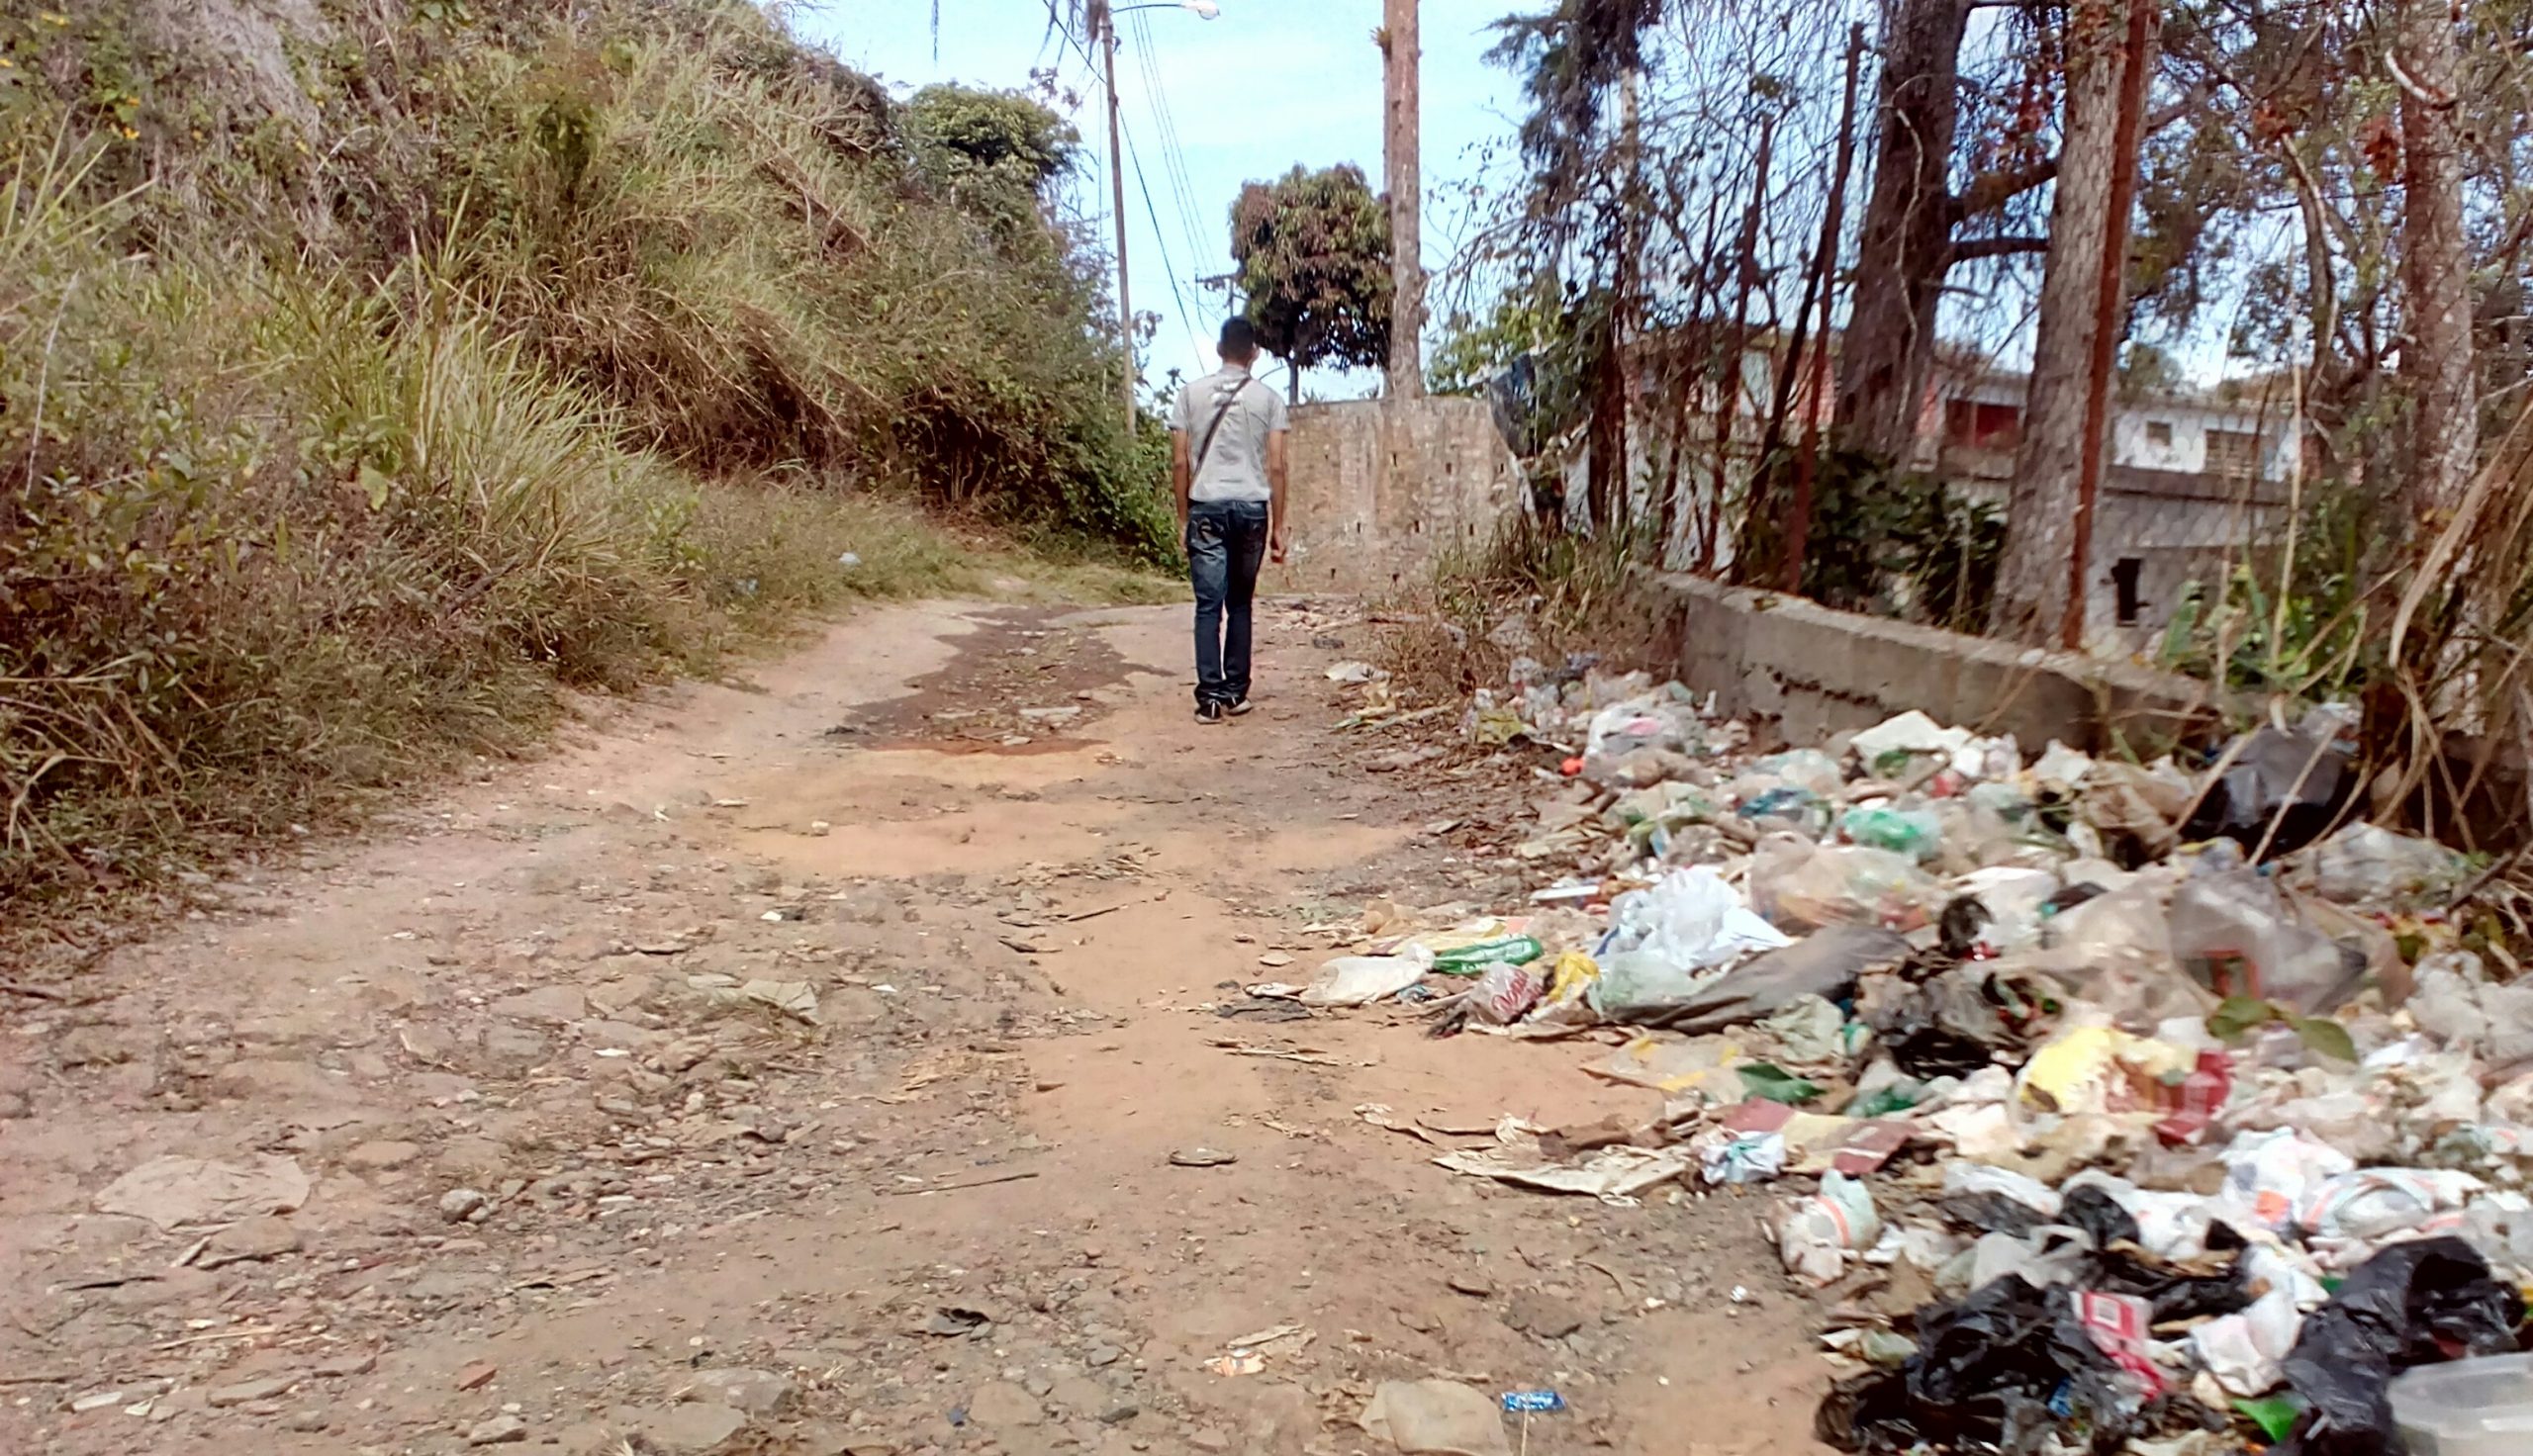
[0,599,1831,1456]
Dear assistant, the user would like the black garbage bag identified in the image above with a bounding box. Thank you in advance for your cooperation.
[1862,965,2047,1079]
[1939,1191,2046,1238]
[2181,726,2354,860]
[1816,1275,2154,1454]
[2275,1235,2526,1456]
[2060,1185,2142,1249]
[2084,1243,2252,1324]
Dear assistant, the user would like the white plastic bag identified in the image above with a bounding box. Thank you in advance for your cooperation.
[2190,1287,2302,1397]
[1599,865,1791,972]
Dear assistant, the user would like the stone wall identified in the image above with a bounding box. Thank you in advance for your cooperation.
[1263,397,1523,595]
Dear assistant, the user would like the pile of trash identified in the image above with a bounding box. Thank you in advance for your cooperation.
[1292,663,2533,1455]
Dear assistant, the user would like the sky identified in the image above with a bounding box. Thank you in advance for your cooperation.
[799,1,1530,401]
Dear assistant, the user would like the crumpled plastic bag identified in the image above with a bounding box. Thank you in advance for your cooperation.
[2191,1285,2303,1397]
[2217,1127,2358,1233]
[1750,833,1939,933]
[1742,747,1845,797]
[2168,847,2368,1013]
[2294,823,2470,910]
[1597,866,1790,976]
[1300,955,1427,1007]
[1599,923,1907,1033]
[2407,952,2533,1072]
[2294,1167,2485,1245]
[1360,1379,1512,1456]
[2182,725,2352,860]
[1842,802,1944,863]
[2074,759,2194,864]
[1780,1169,1883,1285]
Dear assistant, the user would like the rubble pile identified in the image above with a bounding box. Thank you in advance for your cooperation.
[1297,659,2533,1455]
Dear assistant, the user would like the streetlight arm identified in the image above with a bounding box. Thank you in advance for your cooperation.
[1111,1,1219,16]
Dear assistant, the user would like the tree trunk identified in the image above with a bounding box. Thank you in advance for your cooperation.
[1588,321,1626,535]
[1991,0,2148,644]
[1833,0,1970,462]
[2396,0,2474,522]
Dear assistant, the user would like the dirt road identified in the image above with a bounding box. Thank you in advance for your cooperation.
[0,599,1828,1456]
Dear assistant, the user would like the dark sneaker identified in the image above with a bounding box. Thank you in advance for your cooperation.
[1226,699,1256,717]
[1194,701,1226,724]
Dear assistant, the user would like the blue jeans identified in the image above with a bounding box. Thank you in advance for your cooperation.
[1186,500,1268,706]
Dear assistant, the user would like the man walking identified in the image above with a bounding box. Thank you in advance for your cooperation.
[1171,318,1289,724]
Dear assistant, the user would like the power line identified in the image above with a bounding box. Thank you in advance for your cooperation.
[1129,13,1216,281]
[1044,6,1208,365]
[1124,124,1207,364]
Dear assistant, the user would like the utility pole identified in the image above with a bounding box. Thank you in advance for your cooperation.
[1099,2,1136,426]
[1382,0,1423,400]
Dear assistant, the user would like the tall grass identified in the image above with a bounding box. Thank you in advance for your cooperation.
[0,0,1178,920]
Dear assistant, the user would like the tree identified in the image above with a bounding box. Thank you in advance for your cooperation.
[2393,0,2475,523]
[1229,164,1393,399]
[1993,0,2154,644]
[1833,0,1976,461]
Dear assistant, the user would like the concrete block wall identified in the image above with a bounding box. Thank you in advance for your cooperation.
[1641,571,2229,754]
[1263,397,1522,596]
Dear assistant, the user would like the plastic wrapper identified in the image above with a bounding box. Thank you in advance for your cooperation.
[1699,1129,1786,1185]
[1404,921,1547,975]
[1749,833,1939,933]
[1841,802,1944,863]
[1743,747,1844,797]
[1736,784,1831,838]
[1523,951,1601,1028]
[1466,961,1545,1026]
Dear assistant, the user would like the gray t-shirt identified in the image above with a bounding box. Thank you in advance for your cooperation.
[1171,367,1289,503]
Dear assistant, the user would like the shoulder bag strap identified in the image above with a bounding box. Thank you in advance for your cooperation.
[1192,376,1259,475]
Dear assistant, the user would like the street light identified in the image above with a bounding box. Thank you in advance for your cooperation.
[1098,0,1220,426]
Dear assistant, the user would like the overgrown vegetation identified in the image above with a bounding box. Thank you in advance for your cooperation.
[1377,514,1654,705]
[0,0,1173,914]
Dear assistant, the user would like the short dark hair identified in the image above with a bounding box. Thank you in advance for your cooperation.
[1219,317,1260,359]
